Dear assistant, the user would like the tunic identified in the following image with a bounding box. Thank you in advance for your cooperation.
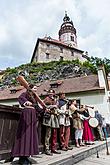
[72,112,83,129]
[43,96,59,128]
[58,99,71,126]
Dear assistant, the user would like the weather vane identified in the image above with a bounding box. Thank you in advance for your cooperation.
[65,10,67,15]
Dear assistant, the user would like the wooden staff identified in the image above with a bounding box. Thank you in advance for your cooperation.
[17,75,47,109]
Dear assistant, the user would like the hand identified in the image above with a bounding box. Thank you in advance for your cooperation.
[24,101,32,107]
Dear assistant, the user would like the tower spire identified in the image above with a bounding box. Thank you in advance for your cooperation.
[58,12,77,48]
[65,10,67,16]
[63,11,70,22]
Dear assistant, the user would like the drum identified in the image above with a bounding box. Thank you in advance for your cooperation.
[88,107,95,117]
[89,117,99,128]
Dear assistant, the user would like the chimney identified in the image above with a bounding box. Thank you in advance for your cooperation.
[98,65,109,90]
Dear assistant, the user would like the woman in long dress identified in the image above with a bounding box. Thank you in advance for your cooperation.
[82,106,94,145]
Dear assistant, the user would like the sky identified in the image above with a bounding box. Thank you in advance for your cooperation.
[0,0,110,70]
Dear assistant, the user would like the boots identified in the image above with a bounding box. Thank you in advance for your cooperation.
[19,157,31,165]
[45,149,53,156]
[4,157,14,163]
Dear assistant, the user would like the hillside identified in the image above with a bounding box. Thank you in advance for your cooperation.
[0,59,97,89]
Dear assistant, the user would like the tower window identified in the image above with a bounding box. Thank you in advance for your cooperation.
[46,49,50,59]
[46,53,49,59]
[47,44,50,47]
[60,56,64,61]
[71,51,74,56]
[71,36,74,41]
[60,47,63,53]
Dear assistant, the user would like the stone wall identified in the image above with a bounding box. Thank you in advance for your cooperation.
[34,41,86,63]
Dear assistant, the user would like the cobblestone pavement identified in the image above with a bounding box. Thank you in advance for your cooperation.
[76,148,110,165]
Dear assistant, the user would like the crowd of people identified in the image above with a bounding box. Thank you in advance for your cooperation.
[5,85,108,164]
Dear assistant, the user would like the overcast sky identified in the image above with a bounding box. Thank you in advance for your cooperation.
[0,0,110,70]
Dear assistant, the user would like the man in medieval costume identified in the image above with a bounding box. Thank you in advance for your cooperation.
[43,89,61,155]
[5,84,44,164]
[57,92,73,151]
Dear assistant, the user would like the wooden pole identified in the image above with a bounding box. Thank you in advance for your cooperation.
[17,75,47,109]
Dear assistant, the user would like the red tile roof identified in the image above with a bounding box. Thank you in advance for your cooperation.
[0,75,105,101]
[40,37,84,53]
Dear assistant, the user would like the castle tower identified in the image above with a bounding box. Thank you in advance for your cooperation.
[58,12,77,48]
